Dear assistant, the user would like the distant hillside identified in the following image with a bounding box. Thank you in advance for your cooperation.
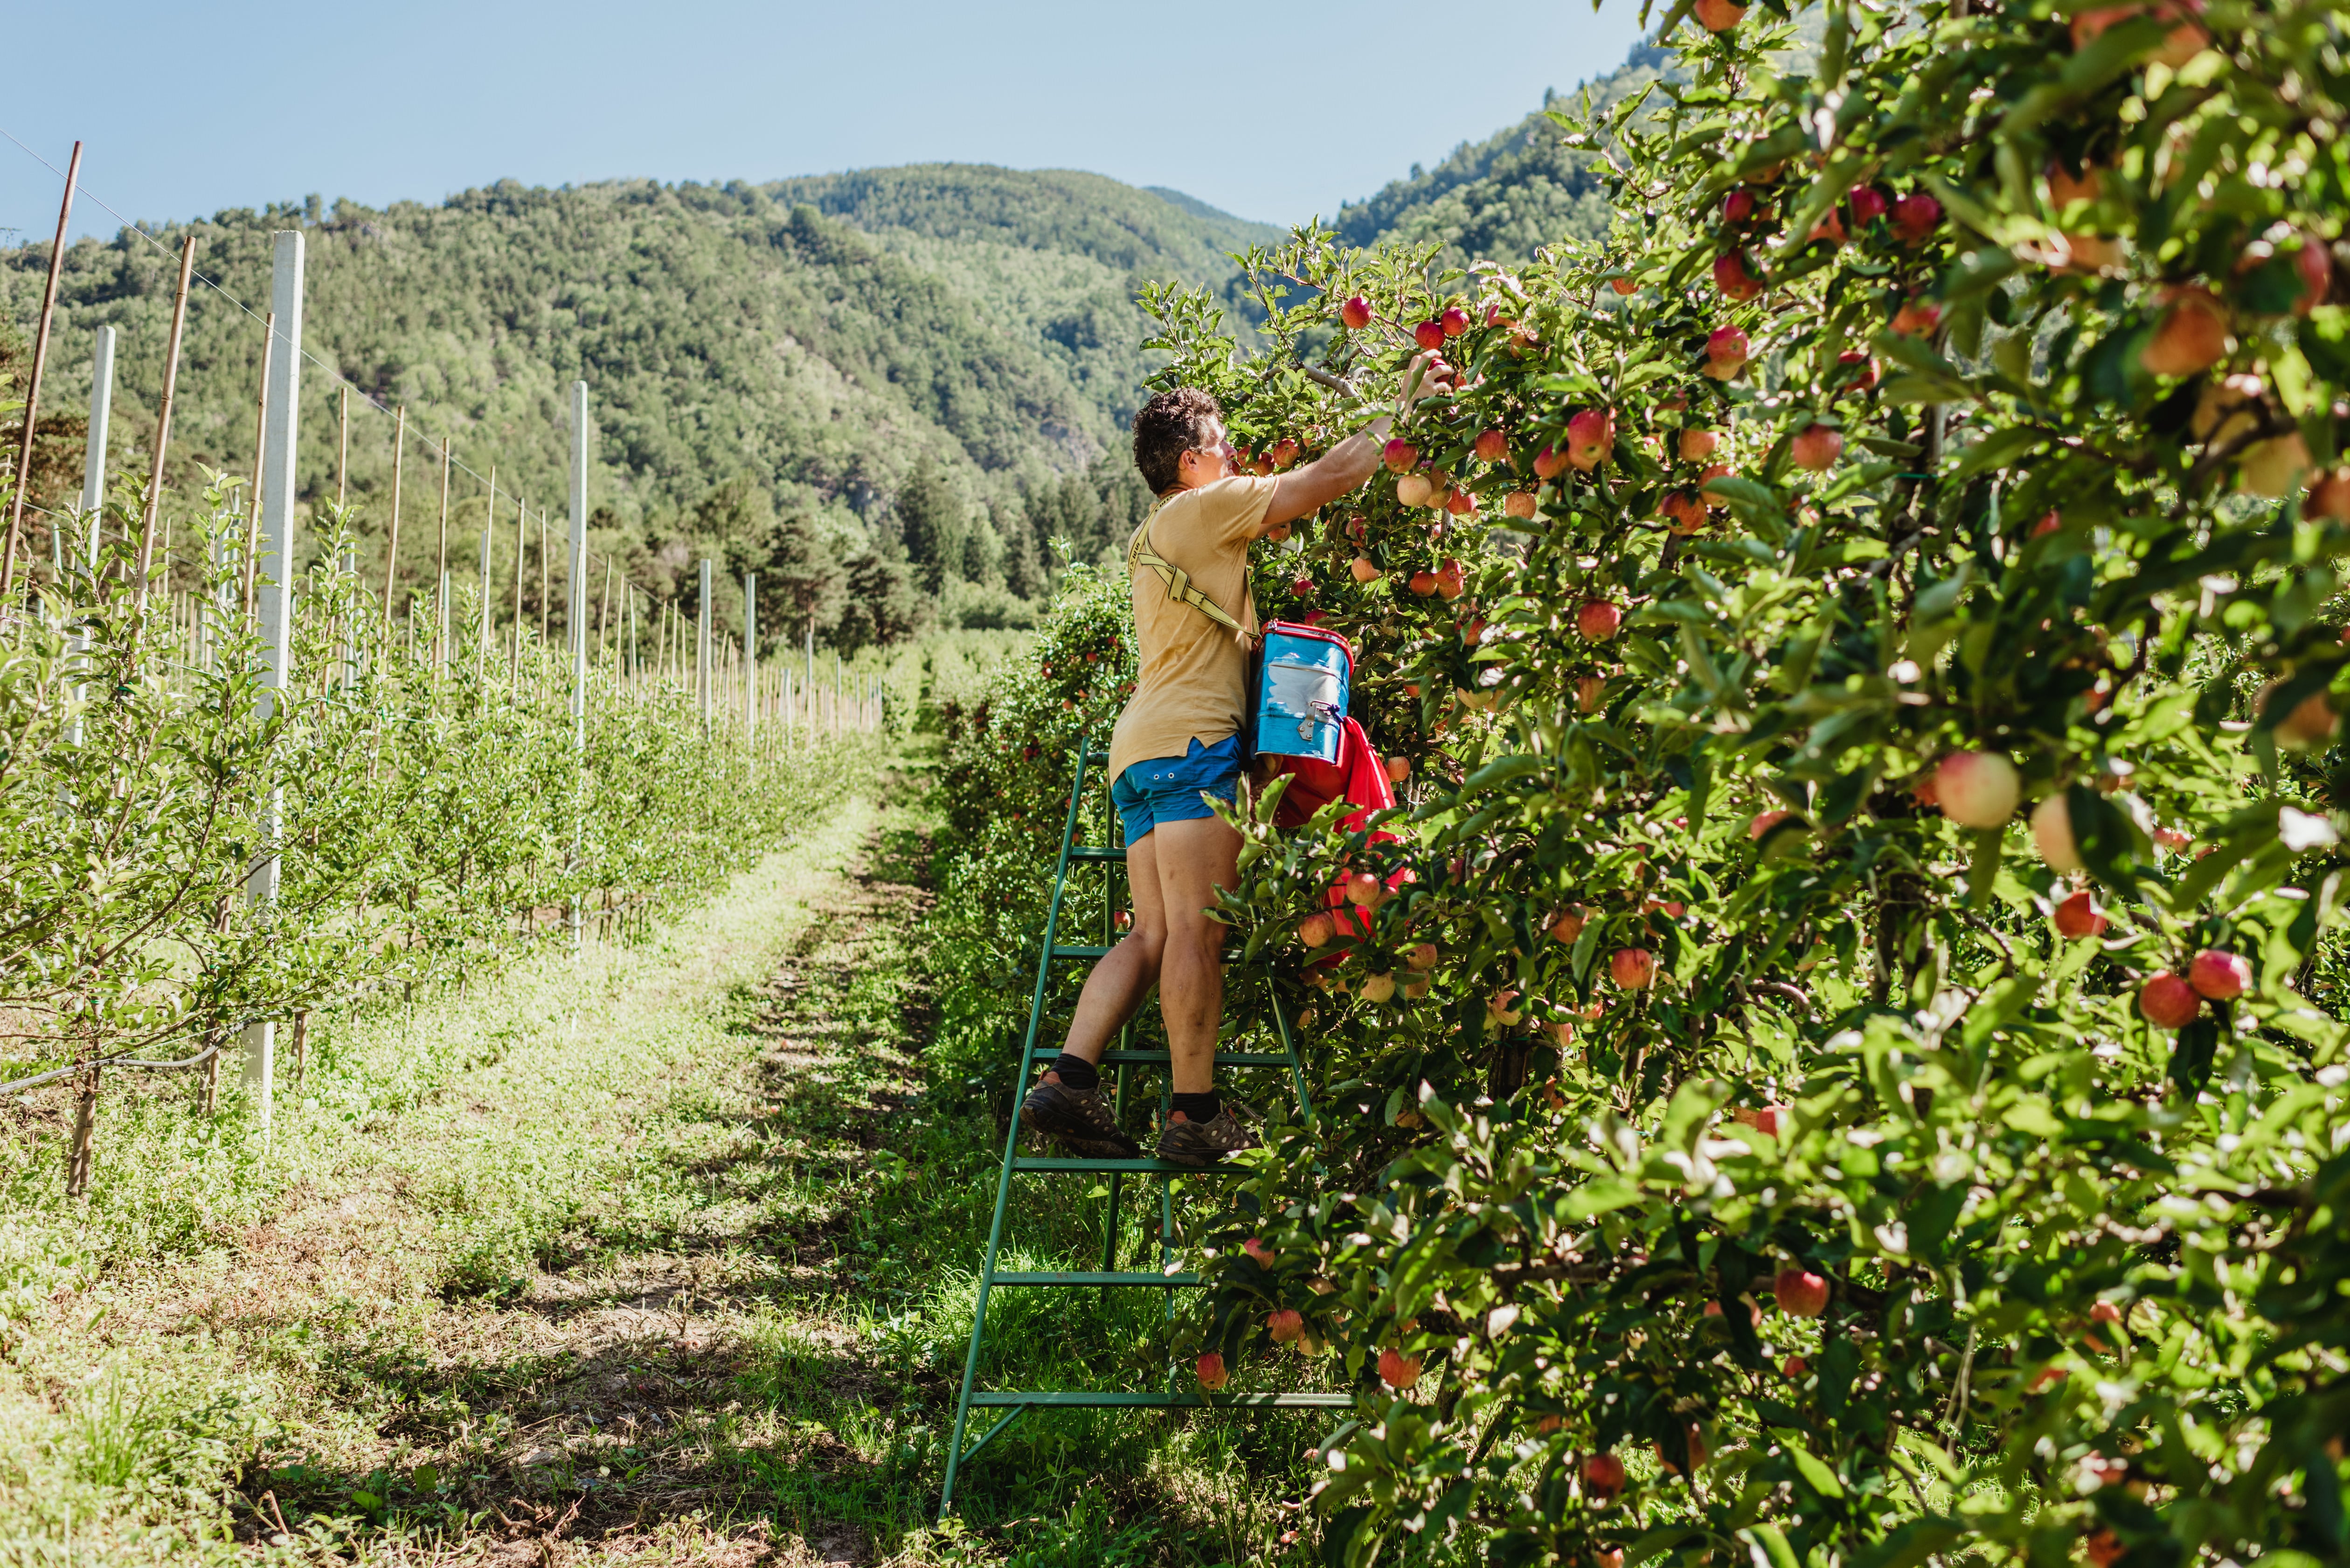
[0,170,1279,625]
[1335,41,1673,265]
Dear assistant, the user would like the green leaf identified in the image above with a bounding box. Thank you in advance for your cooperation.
[1777,1434,1845,1497]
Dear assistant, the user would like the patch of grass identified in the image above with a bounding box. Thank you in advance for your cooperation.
[0,747,1370,1566]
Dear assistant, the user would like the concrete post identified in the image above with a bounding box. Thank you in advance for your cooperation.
[568,382,590,744]
[697,558,712,733]
[742,572,757,744]
[244,230,305,1122]
[78,325,115,556]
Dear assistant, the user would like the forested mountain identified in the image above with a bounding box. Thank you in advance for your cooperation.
[0,29,1712,651]
[0,174,1277,646]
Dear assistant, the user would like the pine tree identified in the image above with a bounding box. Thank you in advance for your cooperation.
[897,460,965,597]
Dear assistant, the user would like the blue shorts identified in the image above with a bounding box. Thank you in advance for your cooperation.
[1111,735,1243,846]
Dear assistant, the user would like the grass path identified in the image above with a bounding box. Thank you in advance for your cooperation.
[3,761,1318,1568]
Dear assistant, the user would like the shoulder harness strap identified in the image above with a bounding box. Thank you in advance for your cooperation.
[1129,505,1253,640]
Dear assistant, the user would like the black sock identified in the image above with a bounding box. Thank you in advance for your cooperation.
[1048,1052,1099,1091]
[1171,1091,1221,1125]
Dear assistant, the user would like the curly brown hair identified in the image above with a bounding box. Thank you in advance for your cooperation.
[1131,387,1224,497]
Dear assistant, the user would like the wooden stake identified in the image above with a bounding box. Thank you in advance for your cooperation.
[2,141,80,604]
[240,312,276,621]
[538,506,549,648]
[510,496,526,683]
[336,386,349,507]
[137,234,198,609]
[381,405,406,623]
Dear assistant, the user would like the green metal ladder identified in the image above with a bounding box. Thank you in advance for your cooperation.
[938,738,1347,1513]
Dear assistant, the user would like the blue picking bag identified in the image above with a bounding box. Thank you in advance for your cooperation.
[1246,622,1352,765]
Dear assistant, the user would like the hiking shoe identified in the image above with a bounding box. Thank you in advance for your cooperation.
[1020,1075,1139,1159]
[1156,1104,1260,1169]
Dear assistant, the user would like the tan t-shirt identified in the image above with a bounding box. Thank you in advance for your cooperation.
[1107,475,1276,781]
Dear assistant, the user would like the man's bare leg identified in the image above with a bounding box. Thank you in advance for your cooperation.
[1150,815,1239,1097]
[1055,833,1169,1065]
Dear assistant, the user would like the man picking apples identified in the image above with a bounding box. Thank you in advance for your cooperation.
[1020,363,1438,1167]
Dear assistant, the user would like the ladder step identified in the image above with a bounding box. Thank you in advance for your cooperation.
[989,1271,1201,1287]
[1100,1050,1290,1067]
[971,1391,1353,1409]
[1067,846,1124,861]
[1014,1156,1248,1174]
[1085,751,1110,765]
[1049,945,1111,960]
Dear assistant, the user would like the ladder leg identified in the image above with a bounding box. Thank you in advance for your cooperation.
[943,739,1096,1516]
[1101,1055,1127,1274]
[1269,979,1315,1121]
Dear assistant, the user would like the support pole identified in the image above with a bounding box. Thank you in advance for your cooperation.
[2,140,79,604]
[478,463,496,654]
[567,382,590,950]
[742,572,757,744]
[510,496,526,682]
[336,386,349,507]
[78,325,115,550]
[568,382,589,742]
[245,230,305,1132]
[239,315,276,620]
[137,235,197,607]
[381,406,405,622]
[697,559,712,733]
[435,437,451,664]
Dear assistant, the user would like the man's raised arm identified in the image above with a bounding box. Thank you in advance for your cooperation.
[1255,356,1443,534]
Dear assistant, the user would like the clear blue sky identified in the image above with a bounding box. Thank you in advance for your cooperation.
[1,0,1650,246]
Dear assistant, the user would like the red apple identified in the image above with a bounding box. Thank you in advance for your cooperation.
[1408,570,1438,596]
[1783,1354,1809,1379]
[2031,795,2083,872]
[1608,276,1638,296]
[1378,1347,1421,1389]
[1395,473,1435,508]
[2091,1300,2124,1326]
[2033,510,2063,538]
[1488,989,1524,1025]
[1270,438,1299,468]
[1504,490,1537,519]
[1890,299,1943,336]
[1345,871,1385,909]
[1723,189,1757,224]
[1849,186,1890,226]
[1196,1351,1229,1389]
[1413,319,1445,351]
[2086,1531,2125,1568]
[1809,209,1848,246]
[1610,948,1656,989]
[1359,972,1396,1003]
[1435,560,1466,599]
[1693,0,1747,31]
[1713,251,1763,302]
[2239,433,2312,498]
[1548,908,1586,944]
[1661,491,1707,534]
[1443,487,1476,517]
[1576,674,1608,711]
[1244,1237,1275,1267]
[1891,192,1942,244]
[2289,232,2333,316]
[1383,754,1410,784]
[1576,601,1622,640]
[1774,1267,1830,1318]
[1732,1104,1790,1137]
[1298,913,1335,948]
[1532,445,1566,480]
[2053,889,2108,939]
[1934,751,2020,829]
[1267,1309,1304,1343]
[1678,428,1719,462]
[1340,295,1373,331]
[1475,428,1509,463]
[2188,949,2250,1001]
[1566,408,1616,471]
[1704,325,1751,379]
[1384,438,1420,473]
[1581,1452,1627,1499]
[2141,287,2230,377]
[1837,349,1880,390]
[1290,576,1314,598]
[2139,973,2201,1029]
[1748,808,1793,841]
[2309,469,2350,521]
[1350,556,1382,583]
[1439,305,1471,337]
[1789,424,1843,471]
